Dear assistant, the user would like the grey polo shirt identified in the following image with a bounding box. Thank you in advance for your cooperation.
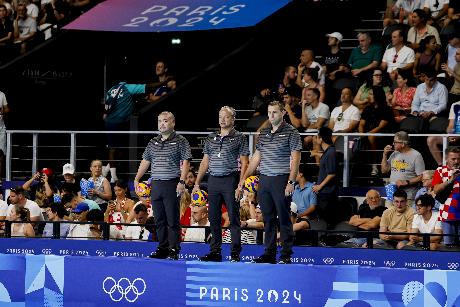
[203,128,249,177]
[256,122,302,176]
[142,132,192,180]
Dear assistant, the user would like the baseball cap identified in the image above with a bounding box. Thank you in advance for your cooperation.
[62,163,75,175]
[41,168,53,177]
[290,202,298,215]
[72,202,89,213]
[326,32,343,42]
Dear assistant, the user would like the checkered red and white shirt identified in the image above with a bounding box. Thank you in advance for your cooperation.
[433,165,460,221]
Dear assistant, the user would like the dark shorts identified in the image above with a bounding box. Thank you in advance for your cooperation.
[105,121,129,148]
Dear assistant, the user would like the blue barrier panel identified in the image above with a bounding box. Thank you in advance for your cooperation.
[63,0,290,32]
[1,238,460,271]
[2,253,460,306]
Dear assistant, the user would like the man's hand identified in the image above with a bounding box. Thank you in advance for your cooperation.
[285,183,294,197]
[312,184,321,194]
[176,182,185,196]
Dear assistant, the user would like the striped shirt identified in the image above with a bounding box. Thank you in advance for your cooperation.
[203,129,249,176]
[142,132,192,180]
[256,122,302,176]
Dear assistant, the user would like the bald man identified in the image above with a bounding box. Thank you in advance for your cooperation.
[339,189,387,247]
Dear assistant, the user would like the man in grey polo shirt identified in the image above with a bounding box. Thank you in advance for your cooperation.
[134,111,192,260]
[243,101,302,264]
[194,106,249,262]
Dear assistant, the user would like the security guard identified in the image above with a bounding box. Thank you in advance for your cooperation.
[242,101,302,264]
[134,111,192,260]
[194,106,249,262]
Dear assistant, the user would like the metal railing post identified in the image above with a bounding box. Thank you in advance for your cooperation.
[248,133,255,156]
[70,132,76,167]
[343,135,349,187]
[6,131,11,181]
[442,136,448,165]
[32,133,38,174]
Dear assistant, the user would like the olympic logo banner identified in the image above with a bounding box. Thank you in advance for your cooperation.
[63,0,291,32]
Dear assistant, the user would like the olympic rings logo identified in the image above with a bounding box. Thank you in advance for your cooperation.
[322,257,334,265]
[103,277,147,302]
[448,263,459,270]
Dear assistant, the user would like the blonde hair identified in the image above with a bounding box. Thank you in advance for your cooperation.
[180,190,191,218]
[240,205,251,221]
[220,106,236,119]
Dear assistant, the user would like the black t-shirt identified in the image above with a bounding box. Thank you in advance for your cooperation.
[321,49,347,74]
[0,18,13,41]
[318,145,338,195]
[284,103,302,127]
[361,105,394,132]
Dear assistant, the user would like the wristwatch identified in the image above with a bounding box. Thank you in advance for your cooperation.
[288,180,296,186]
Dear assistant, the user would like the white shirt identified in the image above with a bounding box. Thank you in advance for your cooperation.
[67,224,90,240]
[304,102,330,132]
[382,45,415,73]
[184,221,210,242]
[330,104,360,132]
[124,221,149,241]
[7,200,43,221]
[412,211,442,233]
[424,0,449,18]
[26,3,39,18]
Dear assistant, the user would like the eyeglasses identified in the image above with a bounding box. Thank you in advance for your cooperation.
[337,112,344,122]
[139,227,145,240]
[393,141,403,145]
[392,53,398,63]
[373,73,382,77]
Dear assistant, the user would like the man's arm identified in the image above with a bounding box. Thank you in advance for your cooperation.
[239,155,249,185]
[242,150,261,180]
[284,104,302,128]
[134,160,151,190]
[298,205,316,218]
[359,216,382,230]
[194,154,209,191]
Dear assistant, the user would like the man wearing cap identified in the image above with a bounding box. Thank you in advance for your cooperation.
[60,163,80,196]
[242,101,302,264]
[134,111,192,260]
[67,202,90,240]
[194,106,249,262]
[322,32,348,82]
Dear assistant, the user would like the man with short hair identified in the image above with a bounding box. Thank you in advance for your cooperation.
[242,101,302,264]
[125,204,150,241]
[13,4,36,54]
[292,164,317,219]
[184,201,210,243]
[381,29,415,75]
[297,49,325,87]
[381,131,425,203]
[0,4,13,48]
[135,111,192,260]
[194,106,249,262]
[411,68,448,120]
[373,189,415,249]
[348,32,382,80]
[406,194,442,250]
[6,186,42,222]
[328,87,360,143]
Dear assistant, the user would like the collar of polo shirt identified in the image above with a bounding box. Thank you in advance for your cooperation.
[156,131,177,142]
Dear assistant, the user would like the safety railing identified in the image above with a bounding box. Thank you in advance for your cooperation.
[4,130,453,186]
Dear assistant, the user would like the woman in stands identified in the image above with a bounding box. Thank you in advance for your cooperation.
[104,180,135,239]
[353,69,392,112]
[390,69,417,123]
[10,206,35,237]
[87,159,112,213]
[358,86,395,176]
[413,35,441,84]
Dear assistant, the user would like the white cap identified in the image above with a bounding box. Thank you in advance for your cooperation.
[326,32,343,42]
[290,202,298,214]
[62,163,75,175]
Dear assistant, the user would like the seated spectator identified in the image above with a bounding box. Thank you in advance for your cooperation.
[0,191,6,233]
[348,32,382,82]
[60,163,80,196]
[407,9,441,51]
[413,36,442,84]
[225,204,257,245]
[328,87,360,143]
[184,191,210,243]
[321,32,348,82]
[411,67,448,120]
[22,167,58,208]
[384,0,424,25]
[42,202,69,238]
[110,179,135,222]
[39,0,70,29]
[339,189,387,247]
[358,86,395,176]
[390,69,417,123]
[381,131,425,204]
[300,66,326,103]
[244,204,264,230]
[146,77,177,103]
[297,49,325,88]
[9,206,35,237]
[282,202,309,243]
[353,69,391,112]
[124,203,150,241]
[381,29,415,79]
[67,202,90,240]
[405,194,442,250]
[370,189,415,249]
[7,186,43,223]
[13,4,36,54]
[301,88,330,160]
[86,208,104,239]
[441,47,460,106]
[87,159,112,212]
[292,164,317,219]
[414,170,441,210]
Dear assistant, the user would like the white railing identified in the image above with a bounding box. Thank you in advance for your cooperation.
[5,130,453,186]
